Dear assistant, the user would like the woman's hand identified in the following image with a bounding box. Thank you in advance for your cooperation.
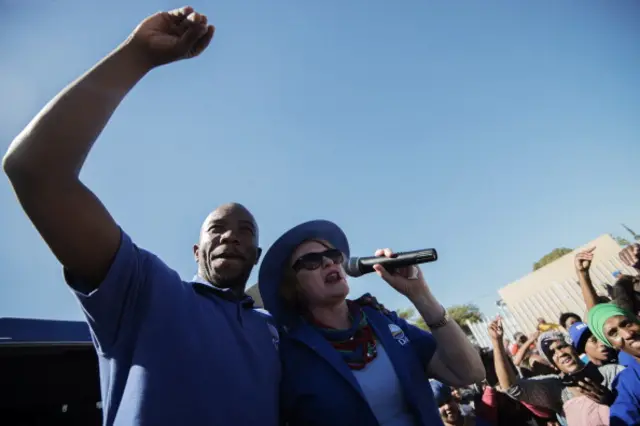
[372,248,430,301]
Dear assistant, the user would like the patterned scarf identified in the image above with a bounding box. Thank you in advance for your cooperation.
[311,300,378,370]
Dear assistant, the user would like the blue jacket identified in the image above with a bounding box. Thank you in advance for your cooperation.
[610,359,640,425]
[277,299,444,426]
[257,221,444,426]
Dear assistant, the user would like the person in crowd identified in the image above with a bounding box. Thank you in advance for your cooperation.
[512,332,530,355]
[573,244,639,368]
[587,304,640,425]
[451,388,475,416]
[560,313,582,331]
[488,318,623,426]
[476,347,558,425]
[3,8,280,426]
[258,220,485,426]
[431,380,485,426]
[512,331,557,378]
[537,318,562,332]
[568,322,617,366]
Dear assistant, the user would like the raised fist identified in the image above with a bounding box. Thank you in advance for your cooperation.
[575,247,595,273]
[620,244,640,270]
[126,6,215,69]
[487,317,504,341]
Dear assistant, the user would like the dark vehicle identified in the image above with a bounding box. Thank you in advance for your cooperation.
[0,318,101,425]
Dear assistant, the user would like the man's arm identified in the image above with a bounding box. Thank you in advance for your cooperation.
[575,248,599,310]
[3,43,149,287]
[3,8,213,288]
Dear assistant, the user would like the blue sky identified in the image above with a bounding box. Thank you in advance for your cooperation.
[0,1,638,322]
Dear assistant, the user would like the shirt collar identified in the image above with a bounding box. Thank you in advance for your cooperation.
[191,275,255,308]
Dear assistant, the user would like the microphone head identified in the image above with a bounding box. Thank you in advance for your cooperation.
[343,257,363,278]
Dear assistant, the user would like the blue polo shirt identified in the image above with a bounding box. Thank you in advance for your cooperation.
[619,351,637,368]
[610,359,640,425]
[66,230,280,426]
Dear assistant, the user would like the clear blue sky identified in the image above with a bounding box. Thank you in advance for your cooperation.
[0,1,638,321]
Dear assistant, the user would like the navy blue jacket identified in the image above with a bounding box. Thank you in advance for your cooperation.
[278,301,444,426]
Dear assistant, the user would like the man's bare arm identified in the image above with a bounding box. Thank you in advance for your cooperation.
[3,8,214,288]
[3,43,149,287]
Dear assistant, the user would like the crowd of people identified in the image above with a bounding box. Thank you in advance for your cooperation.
[3,6,640,426]
[428,243,640,426]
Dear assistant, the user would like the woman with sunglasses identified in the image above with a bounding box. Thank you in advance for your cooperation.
[258,220,485,426]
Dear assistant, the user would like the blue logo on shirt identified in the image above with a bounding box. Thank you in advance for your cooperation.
[388,324,410,346]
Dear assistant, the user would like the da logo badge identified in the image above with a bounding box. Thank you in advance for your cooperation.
[388,324,410,346]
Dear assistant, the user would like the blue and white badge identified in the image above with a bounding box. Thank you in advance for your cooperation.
[388,324,410,346]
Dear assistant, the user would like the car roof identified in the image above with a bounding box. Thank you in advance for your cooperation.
[0,317,91,346]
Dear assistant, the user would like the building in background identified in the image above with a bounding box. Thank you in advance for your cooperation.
[467,300,521,348]
[498,234,637,333]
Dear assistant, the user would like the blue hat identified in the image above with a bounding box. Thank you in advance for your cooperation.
[568,321,591,353]
[430,380,452,406]
[258,220,350,326]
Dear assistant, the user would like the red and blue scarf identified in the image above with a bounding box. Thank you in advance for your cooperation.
[311,300,377,370]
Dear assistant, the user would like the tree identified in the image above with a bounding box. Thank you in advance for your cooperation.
[447,304,483,334]
[414,316,428,331]
[614,236,631,247]
[533,247,573,271]
[396,307,416,321]
[395,307,429,330]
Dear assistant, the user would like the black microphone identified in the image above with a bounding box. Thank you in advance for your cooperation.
[343,248,438,277]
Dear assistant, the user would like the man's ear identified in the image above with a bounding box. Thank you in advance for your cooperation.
[193,244,200,263]
[255,247,263,265]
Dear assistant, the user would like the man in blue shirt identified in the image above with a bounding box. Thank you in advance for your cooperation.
[3,7,279,426]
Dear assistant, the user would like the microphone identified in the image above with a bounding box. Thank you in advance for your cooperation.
[343,248,438,278]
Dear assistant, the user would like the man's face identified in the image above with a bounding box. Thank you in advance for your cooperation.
[549,340,582,374]
[193,203,261,289]
[438,398,460,424]
[584,335,613,363]
[603,315,640,357]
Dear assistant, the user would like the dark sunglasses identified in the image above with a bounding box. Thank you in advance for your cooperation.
[292,249,344,272]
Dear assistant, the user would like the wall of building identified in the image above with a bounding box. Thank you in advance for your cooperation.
[498,234,637,333]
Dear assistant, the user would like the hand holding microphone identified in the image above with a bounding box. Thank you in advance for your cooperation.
[343,247,438,301]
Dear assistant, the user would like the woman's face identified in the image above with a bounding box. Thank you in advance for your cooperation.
[603,314,640,356]
[289,240,349,308]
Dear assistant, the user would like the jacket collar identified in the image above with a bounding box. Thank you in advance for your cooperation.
[286,306,415,401]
